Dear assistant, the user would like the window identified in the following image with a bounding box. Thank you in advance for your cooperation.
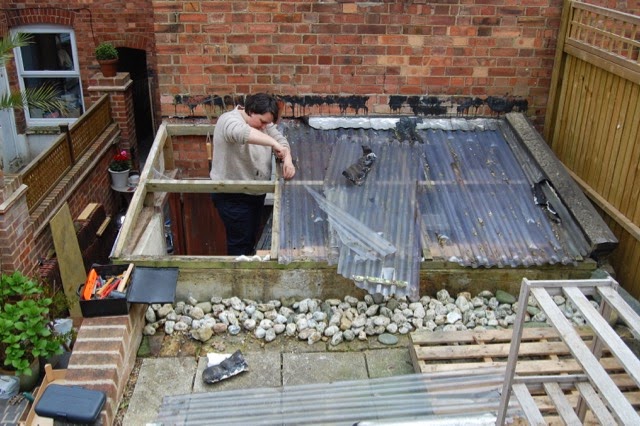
[12,26,84,125]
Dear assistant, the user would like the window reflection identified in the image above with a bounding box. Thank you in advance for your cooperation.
[20,33,75,72]
[24,77,83,118]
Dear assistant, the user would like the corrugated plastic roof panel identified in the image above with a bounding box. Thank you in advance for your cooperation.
[276,117,591,297]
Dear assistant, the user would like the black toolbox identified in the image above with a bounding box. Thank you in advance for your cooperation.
[79,264,179,317]
[34,384,106,423]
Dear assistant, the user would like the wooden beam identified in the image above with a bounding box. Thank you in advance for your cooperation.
[96,216,111,237]
[543,382,582,426]
[146,179,275,194]
[565,167,640,242]
[77,203,99,221]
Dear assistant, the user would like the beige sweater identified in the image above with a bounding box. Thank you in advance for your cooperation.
[210,107,289,182]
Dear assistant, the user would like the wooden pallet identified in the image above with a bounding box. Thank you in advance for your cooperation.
[409,327,640,424]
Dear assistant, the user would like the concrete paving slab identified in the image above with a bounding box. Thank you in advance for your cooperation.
[282,351,368,386]
[365,348,415,378]
[123,357,197,426]
[193,351,282,393]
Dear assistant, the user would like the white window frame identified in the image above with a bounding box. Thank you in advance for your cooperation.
[11,25,84,127]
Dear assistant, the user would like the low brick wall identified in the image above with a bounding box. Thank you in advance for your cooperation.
[63,304,146,425]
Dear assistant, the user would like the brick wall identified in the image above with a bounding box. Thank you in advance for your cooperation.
[154,0,568,127]
[171,134,211,178]
[63,304,146,425]
[3,0,159,140]
[5,1,636,132]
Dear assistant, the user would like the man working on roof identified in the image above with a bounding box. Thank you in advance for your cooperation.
[210,93,296,255]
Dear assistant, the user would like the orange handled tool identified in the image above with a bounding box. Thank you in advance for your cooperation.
[82,268,98,301]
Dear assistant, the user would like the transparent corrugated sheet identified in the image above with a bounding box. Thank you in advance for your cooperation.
[276,118,591,295]
[155,368,523,425]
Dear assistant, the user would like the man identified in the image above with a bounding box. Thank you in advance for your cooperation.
[210,93,295,255]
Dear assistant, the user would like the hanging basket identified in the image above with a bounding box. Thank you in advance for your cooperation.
[109,168,130,189]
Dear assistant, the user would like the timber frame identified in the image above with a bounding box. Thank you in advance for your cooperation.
[109,117,611,301]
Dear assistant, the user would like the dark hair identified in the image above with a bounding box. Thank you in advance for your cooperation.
[244,93,280,123]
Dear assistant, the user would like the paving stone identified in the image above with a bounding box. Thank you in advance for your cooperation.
[123,357,196,426]
[365,348,415,378]
[282,352,368,386]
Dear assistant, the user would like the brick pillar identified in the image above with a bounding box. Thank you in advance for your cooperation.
[0,183,38,276]
[87,73,139,163]
[64,304,146,425]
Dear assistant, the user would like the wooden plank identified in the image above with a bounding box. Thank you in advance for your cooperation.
[532,287,640,424]
[598,74,626,201]
[543,0,573,141]
[270,175,282,260]
[416,356,625,376]
[413,340,581,361]
[49,203,84,317]
[116,263,135,292]
[617,82,640,219]
[497,278,531,425]
[606,78,635,208]
[96,216,111,237]
[598,286,640,337]
[575,382,619,425]
[566,167,640,242]
[146,179,275,194]
[512,383,546,425]
[410,327,593,345]
[534,389,640,412]
[77,202,99,221]
[543,382,583,426]
[564,286,640,387]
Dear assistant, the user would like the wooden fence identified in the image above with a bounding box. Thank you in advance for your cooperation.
[20,95,112,213]
[544,1,640,298]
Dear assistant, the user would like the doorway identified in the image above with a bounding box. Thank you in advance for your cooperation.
[115,48,154,167]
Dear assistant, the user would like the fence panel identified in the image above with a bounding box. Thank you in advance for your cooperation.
[20,95,112,213]
[545,1,640,298]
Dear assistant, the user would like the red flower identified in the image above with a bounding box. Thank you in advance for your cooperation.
[109,150,131,172]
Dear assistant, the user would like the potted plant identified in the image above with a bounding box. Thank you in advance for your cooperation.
[108,149,132,188]
[95,42,119,77]
[0,271,63,390]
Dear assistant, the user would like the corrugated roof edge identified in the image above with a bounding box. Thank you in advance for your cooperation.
[504,112,618,257]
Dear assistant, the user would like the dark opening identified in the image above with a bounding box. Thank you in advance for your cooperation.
[116,47,154,165]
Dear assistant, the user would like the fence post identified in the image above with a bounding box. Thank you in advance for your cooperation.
[59,124,75,164]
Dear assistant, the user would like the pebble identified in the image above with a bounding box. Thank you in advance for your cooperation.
[143,288,598,346]
[378,333,399,345]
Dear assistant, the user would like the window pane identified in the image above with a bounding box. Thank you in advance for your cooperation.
[20,33,75,71]
[23,77,83,118]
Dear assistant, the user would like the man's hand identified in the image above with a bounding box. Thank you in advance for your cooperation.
[282,158,296,180]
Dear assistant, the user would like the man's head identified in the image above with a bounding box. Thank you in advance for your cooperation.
[244,93,280,130]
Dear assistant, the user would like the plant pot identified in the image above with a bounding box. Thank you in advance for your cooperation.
[98,58,118,77]
[109,168,130,189]
[0,357,41,392]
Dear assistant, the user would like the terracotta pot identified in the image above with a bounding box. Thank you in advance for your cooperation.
[98,58,118,77]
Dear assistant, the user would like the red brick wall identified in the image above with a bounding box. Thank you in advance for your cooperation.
[2,1,159,138]
[4,1,637,131]
[154,0,567,127]
[171,134,211,178]
[65,305,146,425]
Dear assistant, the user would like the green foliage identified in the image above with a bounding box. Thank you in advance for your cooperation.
[0,271,63,376]
[95,42,118,61]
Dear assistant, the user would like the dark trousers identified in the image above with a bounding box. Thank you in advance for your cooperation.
[212,193,266,256]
